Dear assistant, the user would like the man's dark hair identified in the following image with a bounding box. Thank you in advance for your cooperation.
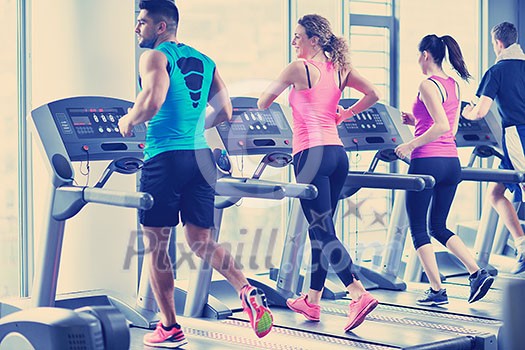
[139,0,179,32]
[491,21,518,48]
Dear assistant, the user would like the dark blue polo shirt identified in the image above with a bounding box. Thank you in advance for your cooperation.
[476,59,525,128]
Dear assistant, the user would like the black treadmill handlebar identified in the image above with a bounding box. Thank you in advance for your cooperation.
[460,168,525,183]
[343,172,429,192]
[215,178,286,200]
[214,177,318,209]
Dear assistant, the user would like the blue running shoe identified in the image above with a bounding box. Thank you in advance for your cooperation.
[468,268,494,303]
[416,288,448,306]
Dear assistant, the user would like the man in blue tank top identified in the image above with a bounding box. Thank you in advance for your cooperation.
[118,1,273,346]
[463,21,525,275]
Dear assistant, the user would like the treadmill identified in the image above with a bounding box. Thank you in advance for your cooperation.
[0,96,390,350]
[0,96,157,324]
[131,96,320,326]
[277,99,499,350]
[0,96,154,349]
[326,101,509,347]
[195,98,497,350]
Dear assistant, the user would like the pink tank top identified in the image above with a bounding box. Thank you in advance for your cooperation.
[288,60,343,155]
[410,75,459,159]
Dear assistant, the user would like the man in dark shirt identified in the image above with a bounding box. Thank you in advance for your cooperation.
[463,21,525,274]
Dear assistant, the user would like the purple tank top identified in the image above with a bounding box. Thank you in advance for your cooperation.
[411,75,459,159]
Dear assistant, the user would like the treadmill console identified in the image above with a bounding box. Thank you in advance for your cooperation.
[216,97,292,155]
[337,99,408,151]
[455,101,500,148]
[31,96,147,161]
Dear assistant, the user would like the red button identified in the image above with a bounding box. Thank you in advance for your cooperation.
[352,138,358,144]
[485,135,490,140]
[392,137,397,142]
[238,140,245,146]
[284,140,289,145]
[82,145,89,151]
[138,143,145,149]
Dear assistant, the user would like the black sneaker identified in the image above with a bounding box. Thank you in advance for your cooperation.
[468,268,494,303]
[510,253,525,274]
[416,288,448,306]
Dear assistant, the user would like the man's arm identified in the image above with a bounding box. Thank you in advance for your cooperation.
[205,68,232,129]
[461,95,494,120]
[119,50,170,136]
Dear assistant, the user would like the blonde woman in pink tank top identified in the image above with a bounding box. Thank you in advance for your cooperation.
[258,14,380,332]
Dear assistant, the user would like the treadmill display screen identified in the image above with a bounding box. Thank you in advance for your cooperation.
[228,107,281,135]
[340,107,388,133]
[66,107,126,138]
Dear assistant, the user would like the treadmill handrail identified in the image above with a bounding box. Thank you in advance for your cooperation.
[344,172,430,191]
[215,177,317,200]
[51,186,153,221]
[340,172,430,199]
[214,177,318,209]
[281,183,318,200]
[215,177,286,200]
[460,167,525,183]
[83,187,154,210]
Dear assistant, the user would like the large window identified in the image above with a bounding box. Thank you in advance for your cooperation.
[0,0,20,298]
[349,0,392,16]
[341,1,395,264]
[348,25,391,103]
[177,0,286,101]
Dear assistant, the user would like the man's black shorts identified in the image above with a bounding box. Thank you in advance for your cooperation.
[139,149,216,228]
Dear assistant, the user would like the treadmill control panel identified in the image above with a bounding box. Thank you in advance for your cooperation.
[339,107,388,133]
[337,99,407,151]
[227,108,282,136]
[62,107,144,139]
[216,97,292,155]
[32,96,147,161]
[455,101,500,148]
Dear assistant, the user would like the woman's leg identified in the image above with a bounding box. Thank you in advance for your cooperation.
[294,146,357,301]
[407,158,442,291]
[327,147,367,299]
[427,158,479,274]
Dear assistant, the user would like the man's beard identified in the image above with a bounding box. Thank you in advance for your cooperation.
[139,35,158,49]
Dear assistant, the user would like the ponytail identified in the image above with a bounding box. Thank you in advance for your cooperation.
[323,34,350,70]
[418,34,471,82]
[440,35,472,82]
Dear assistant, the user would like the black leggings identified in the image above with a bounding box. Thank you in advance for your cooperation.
[293,145,356,291]
[406,157,461,250]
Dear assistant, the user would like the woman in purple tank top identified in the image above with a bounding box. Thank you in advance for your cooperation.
[395,34,494,306]
[258,14,380,331]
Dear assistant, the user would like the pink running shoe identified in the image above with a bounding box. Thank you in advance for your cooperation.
[143,322,187,348]
[344,292,378,332]
[286,293,321,321]
[240,285,274,338]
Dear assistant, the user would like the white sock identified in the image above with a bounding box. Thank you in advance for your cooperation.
[515,236,525,255]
